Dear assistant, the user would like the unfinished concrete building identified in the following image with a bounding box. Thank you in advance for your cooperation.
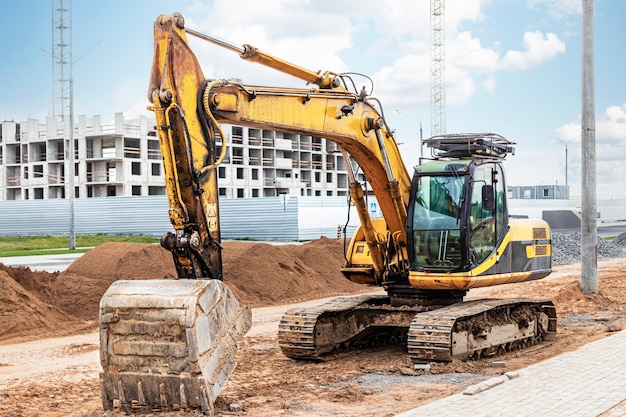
[0,113,355,200]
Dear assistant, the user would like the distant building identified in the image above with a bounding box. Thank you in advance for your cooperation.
[0,113,354,200]
[507,185,569,200]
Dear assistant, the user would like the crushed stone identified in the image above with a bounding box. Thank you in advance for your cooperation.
[551,231,626,265]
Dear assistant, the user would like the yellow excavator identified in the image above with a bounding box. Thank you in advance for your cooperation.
[99,12,556,415]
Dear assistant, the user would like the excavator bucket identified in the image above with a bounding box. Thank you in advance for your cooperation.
[99,279,251,415]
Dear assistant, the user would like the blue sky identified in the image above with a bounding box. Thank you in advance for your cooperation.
[1,0,625,199]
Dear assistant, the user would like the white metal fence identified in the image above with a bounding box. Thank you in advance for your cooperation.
[0,196,362,241]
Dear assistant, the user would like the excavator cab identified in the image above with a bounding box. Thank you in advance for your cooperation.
[406,133,551,291]
[408,158,506,271]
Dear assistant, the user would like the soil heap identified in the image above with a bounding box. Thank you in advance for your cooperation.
[1,234,624,343]
[0,238,364,341]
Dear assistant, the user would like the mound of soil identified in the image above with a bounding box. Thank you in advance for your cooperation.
[0,270,83,342]
[9,237,621,346]
[54,242,178,319]
[222,237,364,307]
[0,238,365,339]
[0,264,59,303]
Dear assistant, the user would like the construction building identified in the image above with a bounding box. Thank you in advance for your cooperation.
[0,113,355,200]
[507,185,570,200]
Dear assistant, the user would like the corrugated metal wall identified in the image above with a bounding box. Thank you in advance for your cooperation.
[0,196,362,241]
[0,196,171,236]
[220,196,300,241]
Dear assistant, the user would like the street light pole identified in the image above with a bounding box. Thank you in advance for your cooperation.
[548,136,568,189]
[565,142,569,188]
[67,1,76,250]
[395,109,424,159]
[68,75,76,250]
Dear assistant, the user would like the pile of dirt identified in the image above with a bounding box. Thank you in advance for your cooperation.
[0,238,364,340]
[0,264,59,303]
[222,237,364,307]
[0,270,83,342]
[4,235,621,344]
[54,242,177,319]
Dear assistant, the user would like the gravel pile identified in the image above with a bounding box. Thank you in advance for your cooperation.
[613,232,626,248]
[551,231,626,265]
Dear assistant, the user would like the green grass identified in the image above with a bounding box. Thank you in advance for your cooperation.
[0,235,160,257]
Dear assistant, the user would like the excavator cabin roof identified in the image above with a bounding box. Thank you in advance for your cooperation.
[423,133,516,161]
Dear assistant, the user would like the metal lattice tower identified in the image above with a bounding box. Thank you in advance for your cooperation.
[52,0,72,120]
[430,0,446,136]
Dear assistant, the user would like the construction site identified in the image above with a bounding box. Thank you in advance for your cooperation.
[0,234,625,416]
[1,2,622,416]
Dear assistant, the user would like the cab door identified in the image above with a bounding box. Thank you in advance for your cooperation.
[468,163,507,267]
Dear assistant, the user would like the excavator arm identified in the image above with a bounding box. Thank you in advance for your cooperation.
[98,14,253,415]
[205,82,412,277]
[148,13,226,280]
[149,13,413,286]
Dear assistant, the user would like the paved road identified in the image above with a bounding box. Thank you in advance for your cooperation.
[0,253,83,272]
[598,223,626,237]
[555,223,626,238]
[396,329,626,417]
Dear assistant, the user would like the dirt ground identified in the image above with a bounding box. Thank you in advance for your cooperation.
[0,239,625,417]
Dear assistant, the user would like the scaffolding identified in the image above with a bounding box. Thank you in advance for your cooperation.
[430,0,446,136]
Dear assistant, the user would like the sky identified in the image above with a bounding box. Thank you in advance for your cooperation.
[1,0,625,200]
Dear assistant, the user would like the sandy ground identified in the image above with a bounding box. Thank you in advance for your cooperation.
[1,255,625,417]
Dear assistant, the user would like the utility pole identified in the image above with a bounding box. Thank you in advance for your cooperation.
[581,0,597,293]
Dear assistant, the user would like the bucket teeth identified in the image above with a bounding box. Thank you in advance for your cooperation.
[200,385,213,415]
[118,380,130,414]
[137,381,149,414]
[159,383,169,411]
[100,379,113,411]
[179,383,188,410]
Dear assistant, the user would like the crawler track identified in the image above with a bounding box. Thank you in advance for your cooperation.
[278,296,557,363]
[278,294,422,360]
[407,298,557,362]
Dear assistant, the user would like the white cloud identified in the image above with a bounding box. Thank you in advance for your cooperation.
[124,99,153,120]
[371,53,431,108]
[445,65,477,106]
[448,31,500,73]
[500,31,566,71]
[445,0,486,32]
[186,0,355,87]
[602,104,626,140]
[370,27,566,112]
